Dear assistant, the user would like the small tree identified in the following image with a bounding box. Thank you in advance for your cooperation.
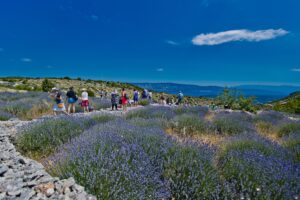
[217,88,235,109]
[87,89,95,97]
[41,79,55,92]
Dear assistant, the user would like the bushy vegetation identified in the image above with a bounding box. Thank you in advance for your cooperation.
[273,92,300,114]
[139,99,150,106]
[0,92,52,120]
[16,114,114,159]
[15,105,300,199]
[41,78,55,92]
[216,88,257,112]
[170,114,212,136]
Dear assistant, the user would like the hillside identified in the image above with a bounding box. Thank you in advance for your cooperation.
[0,77,209,105]
[272,92,300,114]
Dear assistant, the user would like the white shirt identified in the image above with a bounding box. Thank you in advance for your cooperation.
[82,91,88,100]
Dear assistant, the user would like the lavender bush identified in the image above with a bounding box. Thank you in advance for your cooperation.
[169,114,213,137]
[254,110,286,125]
[277,123,300,137]
[283,132,300,162]
[15,104,300,199]
[213,112,253,135]
[218,133,300,199]
[172,105,209,118]
[0,92,52,120]
[0,110,14,121]
[89,97,111,110]
[47,120,223,199]
[16,115,103,158]
[126,106,176,120]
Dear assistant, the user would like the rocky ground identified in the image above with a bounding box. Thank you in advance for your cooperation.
[0,119,96,200]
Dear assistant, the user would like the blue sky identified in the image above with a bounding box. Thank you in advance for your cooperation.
[0,0,299,86]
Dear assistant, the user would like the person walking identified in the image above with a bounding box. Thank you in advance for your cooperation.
[133,89,139,106]
[121,88,128,112]
[50,88,68,115]
[81,88,89,113]
[177,91,184,105]
[141,89,148,99]
[111,89,119,111]
[66,87,77,114]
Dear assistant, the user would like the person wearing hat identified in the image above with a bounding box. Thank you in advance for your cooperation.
[81,88,89,113]
[111,89,119,111]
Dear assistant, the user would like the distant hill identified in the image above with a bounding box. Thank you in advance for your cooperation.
[272,92,300,114]
[133,83,300,103]
[0,77,209,105]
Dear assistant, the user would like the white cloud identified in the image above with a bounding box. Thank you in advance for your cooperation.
[21,58,32,62]
[91,15,99,21]
[192,29,289,46]
[157,68,164,72]
[165,40,179,46]
[291,68,300,72]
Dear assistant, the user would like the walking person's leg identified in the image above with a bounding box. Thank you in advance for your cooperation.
[72,103,76,113]
[68,104,71,114]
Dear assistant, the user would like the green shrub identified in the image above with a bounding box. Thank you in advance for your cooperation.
[87,89,95,97]
[139,99,150,106]
[216,89,256,112]
[42,79,55,92]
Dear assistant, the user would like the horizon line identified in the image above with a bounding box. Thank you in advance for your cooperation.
[1,76,300,87]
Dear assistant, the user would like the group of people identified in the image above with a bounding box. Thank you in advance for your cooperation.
[110,88,130,112]
[110,88,153,111]
[50,86,184,115]
[50,87,90,115]
[159,91,184,106]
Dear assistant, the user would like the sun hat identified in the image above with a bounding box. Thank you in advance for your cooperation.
[51,87,58,91]
[81,88,87,91]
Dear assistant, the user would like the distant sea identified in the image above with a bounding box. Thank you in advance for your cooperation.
[133,83,300,104]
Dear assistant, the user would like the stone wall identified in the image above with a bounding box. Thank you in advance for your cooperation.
[0,120,96,200]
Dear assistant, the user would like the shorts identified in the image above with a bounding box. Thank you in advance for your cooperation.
[68,98,76,104]
[81,100,89,107]
[133,97,139,102]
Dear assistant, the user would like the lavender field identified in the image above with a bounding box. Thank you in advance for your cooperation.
[13,102,300,200]
[0,92,111,121]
